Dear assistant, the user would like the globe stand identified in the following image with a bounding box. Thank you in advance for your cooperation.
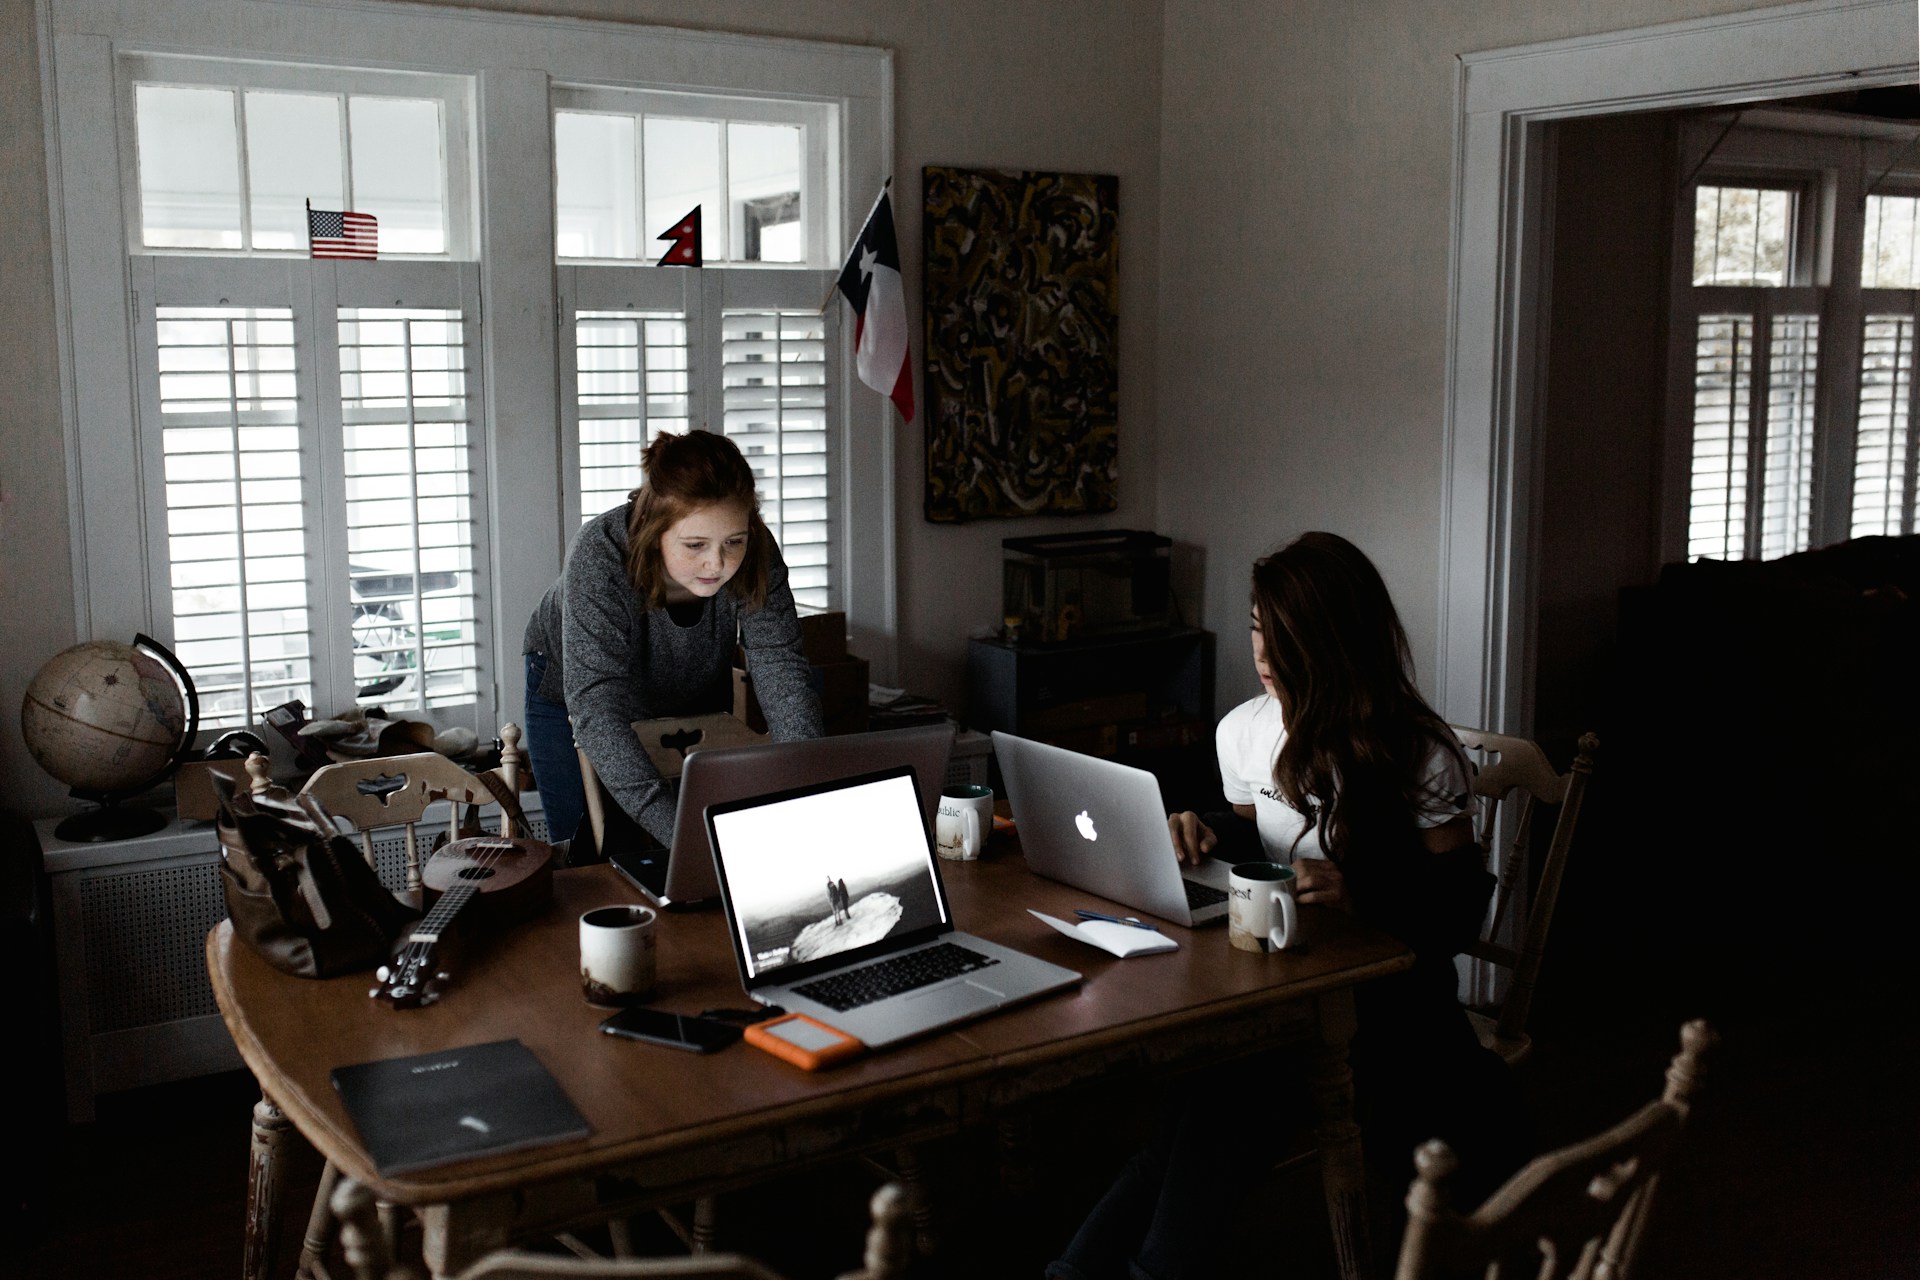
[55,798,170,844]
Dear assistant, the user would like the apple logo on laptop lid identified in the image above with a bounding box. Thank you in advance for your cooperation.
[1075,809,1098,841]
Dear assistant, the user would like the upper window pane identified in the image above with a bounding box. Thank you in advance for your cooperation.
[553,86,835,267]
[136,85,243,250]
[1862,194,1920,289]
[556,112,639,260]
[245,91,343,251]
[730,123,802,263]
[645,117,725,262]
[1692,185,1794,286]
[348,97,447,255]
[133,72,456,257]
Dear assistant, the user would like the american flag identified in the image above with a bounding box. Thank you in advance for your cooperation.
[307,203,379,260]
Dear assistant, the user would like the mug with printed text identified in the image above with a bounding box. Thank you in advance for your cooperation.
[936,784,994,861]
[1228,861,1299,954]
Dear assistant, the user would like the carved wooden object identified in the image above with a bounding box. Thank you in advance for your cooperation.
[1394,1019,1717,1280]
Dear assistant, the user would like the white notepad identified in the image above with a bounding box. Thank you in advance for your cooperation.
[1029,910,1179,957]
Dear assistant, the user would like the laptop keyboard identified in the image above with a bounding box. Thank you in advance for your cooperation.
[1183,878,1229,909]
[792,942,1001,1012]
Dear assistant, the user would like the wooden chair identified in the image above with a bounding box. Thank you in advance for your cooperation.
[287,726,533,1280]
[1392,1018,1717,1280]
[330,1177,912,1280]
[300,724,532,896]
[1450,727,1599,1066]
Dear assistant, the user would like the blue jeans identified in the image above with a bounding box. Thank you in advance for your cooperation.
[523,652,585,847]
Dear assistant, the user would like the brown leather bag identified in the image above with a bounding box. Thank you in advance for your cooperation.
[214,778,418,978]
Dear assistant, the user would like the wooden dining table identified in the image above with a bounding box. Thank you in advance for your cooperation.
[208,840,1412,1280]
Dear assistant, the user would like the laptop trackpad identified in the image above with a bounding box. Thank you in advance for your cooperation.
[907,980,1003,1016]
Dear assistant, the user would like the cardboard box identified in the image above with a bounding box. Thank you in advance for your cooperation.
[174,758,252,821]
[734,653,870,736]
[796,610,848,664]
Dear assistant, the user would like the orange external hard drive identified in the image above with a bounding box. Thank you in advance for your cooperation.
[743,1012,867,1070]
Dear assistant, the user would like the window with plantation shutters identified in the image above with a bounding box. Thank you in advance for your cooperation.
[154,306,312,729]
[1854,314,1918,537]
[1757,315,1818,559]
[1668,141,1920,562]
[572,311,690,523]
[1854,194,1920,539]
[1687,314,1752,561]
[722,310,830,609]
[338,308,481,710]
[1680,301,1820,562]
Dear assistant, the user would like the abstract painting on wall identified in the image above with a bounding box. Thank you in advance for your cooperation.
[922,166,1119,523]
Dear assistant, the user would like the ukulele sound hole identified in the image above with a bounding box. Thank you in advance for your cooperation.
[456,866,498,881]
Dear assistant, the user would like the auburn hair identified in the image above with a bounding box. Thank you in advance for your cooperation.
[622,431,773,610]
[1252,532,1462,862]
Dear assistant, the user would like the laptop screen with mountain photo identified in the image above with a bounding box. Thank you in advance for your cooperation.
[708,768,950,985]
[704,765,1081,1049]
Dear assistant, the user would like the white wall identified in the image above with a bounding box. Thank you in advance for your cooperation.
[1155,0,1800,714]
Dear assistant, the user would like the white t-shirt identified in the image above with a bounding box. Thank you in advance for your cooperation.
[1214,694,1476,863]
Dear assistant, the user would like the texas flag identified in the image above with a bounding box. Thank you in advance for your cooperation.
[833,186,914,422]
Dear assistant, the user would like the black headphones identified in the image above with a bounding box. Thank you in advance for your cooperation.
[205,729,272,761]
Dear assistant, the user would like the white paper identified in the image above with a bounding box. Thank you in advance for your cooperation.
[1028,909,1179,957]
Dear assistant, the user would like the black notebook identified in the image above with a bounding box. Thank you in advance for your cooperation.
[330,1039,589,1176]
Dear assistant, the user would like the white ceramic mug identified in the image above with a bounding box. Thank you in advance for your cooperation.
[1228,862,1299,954]
[935,784,994,861]
[580,904,658,1006]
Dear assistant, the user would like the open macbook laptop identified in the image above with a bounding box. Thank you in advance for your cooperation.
[992,730,1235,927]
[610,723,955,910]
[704,766,1080,1048]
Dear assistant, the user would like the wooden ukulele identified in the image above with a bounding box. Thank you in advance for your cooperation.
[372,835,552,1008]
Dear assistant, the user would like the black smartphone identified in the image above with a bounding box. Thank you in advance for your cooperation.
[598,1007,743,1053]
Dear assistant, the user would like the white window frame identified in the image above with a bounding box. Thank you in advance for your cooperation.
[43,0,897,745]
[1660,115,1920,564]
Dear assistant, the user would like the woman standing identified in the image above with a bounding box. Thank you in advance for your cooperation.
[522,430,822,848]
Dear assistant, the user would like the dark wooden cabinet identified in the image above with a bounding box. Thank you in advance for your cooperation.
[966,628,1217,810]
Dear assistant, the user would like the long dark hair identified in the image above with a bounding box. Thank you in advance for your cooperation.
[623,431,773,609]
[1253,532,1459,862]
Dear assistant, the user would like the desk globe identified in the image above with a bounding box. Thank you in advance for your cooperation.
[21,634,200,841]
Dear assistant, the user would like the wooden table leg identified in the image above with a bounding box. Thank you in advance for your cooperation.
[246,1092,293,1280]
[892,1143,938,1258]
[1310,989,1371,1280]
[995,1112,1037,1197]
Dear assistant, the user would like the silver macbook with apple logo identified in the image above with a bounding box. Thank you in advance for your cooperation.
[991,730,1234,927]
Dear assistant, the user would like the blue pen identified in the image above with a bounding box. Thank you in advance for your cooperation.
[1075,908,1160,931]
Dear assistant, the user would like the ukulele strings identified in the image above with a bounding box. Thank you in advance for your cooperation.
[393,838,521,975]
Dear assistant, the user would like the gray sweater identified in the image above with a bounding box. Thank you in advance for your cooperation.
[522,504,823,842]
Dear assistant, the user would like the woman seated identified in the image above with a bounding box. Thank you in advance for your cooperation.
[1049,531,1529,1280]
[521,430,823,849]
